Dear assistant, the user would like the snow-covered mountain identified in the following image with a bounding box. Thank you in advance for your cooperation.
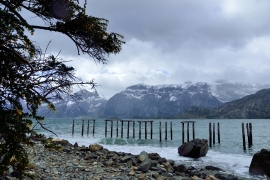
[36,81,270,118]
[102,82,222,118]
[38,89,106,118]
[210,80,270,102]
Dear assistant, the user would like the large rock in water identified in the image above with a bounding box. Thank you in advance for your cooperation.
[249,149,270,177]
[178,139,208,158]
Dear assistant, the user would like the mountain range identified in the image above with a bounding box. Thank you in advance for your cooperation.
[38,89,106,118]
[180,88,270,119]
[38,81,270,119]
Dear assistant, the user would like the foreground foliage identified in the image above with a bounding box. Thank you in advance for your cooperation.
[0,0,124,178]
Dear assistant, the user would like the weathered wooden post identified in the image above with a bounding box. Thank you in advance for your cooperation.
[246,123,250,148]
[249,123,253,146]
[218,122,220,143]
[139,121,141,139]
[182,122,184,144]
[133,121,135,139]
[81,120,84,137]
[150,121,153,139]
[72,119,74,136]
[159,121,162,142]
[213,123,215,145]
[110,121,113,138]
[93,120,95,136]
[209,123,212,147]
[242,123,246,150]
[145,121,147,139]
[121,120,124,138]
[165,122,168,140]
[192,122,195,140]
[187,122,189,142]
[105,120,107,137]
[170,121,173,140]
[116,120,119,137]
[87,120,90,136]
[127,121,130,139]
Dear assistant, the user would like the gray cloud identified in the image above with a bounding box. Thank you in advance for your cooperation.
[21,0,270,98]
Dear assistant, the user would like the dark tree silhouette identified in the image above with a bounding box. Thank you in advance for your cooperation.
[0,0,124,178]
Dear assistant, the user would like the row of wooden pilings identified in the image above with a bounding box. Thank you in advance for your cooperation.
[71,119,253,150]
[72,119,96,136]
[104,120,174,141]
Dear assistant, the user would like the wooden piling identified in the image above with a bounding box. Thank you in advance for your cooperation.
[87,120,90,136]
[213,123,215,145]
[165,122,168,140]
[159,122,162,142]
[218,122,220,143]
[93,120,95,136]
[242,123,246,150]
[170,122,173,140]
[249,123,253,146]
[72,119,74,136]
[187,122,189,142]
[116,120,119,137]
[182,122,184,144]
[121,120,124,138]
[150,121,153,139]
[145,122,147,139]
[246,123,250,148]
[127,121,130,139]
[110,121,113,138]
[133,121,135,139]
[139,121,141,139]
[209,123,212,147]
[81,120,84,137]
[105,120,107,137]
[192,122,195,140]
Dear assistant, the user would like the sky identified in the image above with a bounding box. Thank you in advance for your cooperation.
[24,0,270,99]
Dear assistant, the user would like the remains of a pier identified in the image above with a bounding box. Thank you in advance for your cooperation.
[159,121,173,141]
[208,122,221,147]
[72,119,96,136]
[137,120,154,139]
[104,119,136,139]
[181,121,195,144]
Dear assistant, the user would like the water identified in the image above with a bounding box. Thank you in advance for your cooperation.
[34,118,270,178]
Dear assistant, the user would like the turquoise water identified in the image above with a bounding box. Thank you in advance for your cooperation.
[34,118,270,178]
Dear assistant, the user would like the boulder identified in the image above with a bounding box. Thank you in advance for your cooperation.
[89,143,103,152]
[138,158,152,173]
[173,164,187,173]
[148,153,161,160]
[249,149,270,177]
[178,139,208,158]
[138,151,152,172]
[74,142,78,148]
[139,151,149,162]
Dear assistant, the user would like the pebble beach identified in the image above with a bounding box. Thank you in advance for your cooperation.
[2,137,250,180]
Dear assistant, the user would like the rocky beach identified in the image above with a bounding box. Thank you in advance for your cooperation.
[2,137,251,180]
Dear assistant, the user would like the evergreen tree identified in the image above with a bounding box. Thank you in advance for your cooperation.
[0,0,124,178]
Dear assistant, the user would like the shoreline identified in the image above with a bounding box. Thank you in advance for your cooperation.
[4,137,252,180]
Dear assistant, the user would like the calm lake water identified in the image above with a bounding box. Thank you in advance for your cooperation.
[34,118,270,179]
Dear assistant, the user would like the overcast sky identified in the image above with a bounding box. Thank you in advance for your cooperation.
[25,0,270,99]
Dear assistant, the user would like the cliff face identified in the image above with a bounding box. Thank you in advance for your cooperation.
[102,83,222,118]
